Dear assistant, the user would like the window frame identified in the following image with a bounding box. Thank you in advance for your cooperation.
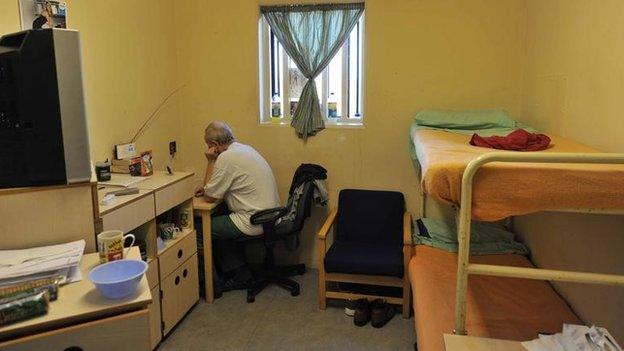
[258,14,365,126]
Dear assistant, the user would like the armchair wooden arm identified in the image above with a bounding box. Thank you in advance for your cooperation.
[318,209,338,240]
[403,212,413,246]
[402,211,413,318]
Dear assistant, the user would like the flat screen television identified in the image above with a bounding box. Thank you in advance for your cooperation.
[0,28,90,189]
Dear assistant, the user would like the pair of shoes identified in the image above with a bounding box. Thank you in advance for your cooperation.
[353,298,395,328]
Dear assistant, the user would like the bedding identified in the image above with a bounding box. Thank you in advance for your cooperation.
[411,128,624,221]
[413,218,529,255]
[412,109,534,136]
[409,245,581,351]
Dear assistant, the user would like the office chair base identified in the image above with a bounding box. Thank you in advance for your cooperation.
[246,264,305,303]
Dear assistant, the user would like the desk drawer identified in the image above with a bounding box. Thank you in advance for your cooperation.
[154,177,194,216]
[101,194,155,233]
[0,309,149,351]
[161,254,199,335]
[146,258,159,290]
[158,230,197,279]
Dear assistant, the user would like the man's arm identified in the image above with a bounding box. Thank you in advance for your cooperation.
[202,160,219,203]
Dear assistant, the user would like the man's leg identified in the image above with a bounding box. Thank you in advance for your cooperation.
[211,215,252,288]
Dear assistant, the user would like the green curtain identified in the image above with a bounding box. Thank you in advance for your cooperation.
[262,3,364,140]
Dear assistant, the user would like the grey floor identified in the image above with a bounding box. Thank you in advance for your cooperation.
[158,269,415,351]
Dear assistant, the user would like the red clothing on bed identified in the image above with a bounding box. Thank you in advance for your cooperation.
[470,128,551,151]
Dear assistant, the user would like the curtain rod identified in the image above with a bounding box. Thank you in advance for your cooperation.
[261,2,364,13]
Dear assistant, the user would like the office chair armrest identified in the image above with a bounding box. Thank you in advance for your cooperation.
[403,212,413,246]
[318,209,338,240]
[250,207,288,225]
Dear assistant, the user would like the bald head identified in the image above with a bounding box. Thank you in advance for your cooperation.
[204,121,235,146]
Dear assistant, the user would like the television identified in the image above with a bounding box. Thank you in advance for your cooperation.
[0,28,90,189]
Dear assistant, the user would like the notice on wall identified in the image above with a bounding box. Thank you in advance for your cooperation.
[19,0,67,30]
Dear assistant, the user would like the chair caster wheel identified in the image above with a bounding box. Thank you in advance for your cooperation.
[291,289,300,297]
[247,296,255,303]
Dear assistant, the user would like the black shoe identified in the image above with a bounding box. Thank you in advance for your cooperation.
[222,277,251,292]
[353,298,371,327]
[214,277,223,299]
[370,299,395,328]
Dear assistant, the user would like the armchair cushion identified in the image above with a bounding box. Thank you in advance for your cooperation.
[336,189,405,246]
[324,241,404,277]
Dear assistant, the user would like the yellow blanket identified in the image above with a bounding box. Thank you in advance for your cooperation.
[412,129,624,220]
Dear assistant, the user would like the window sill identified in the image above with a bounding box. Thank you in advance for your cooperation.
[259,120,364,129]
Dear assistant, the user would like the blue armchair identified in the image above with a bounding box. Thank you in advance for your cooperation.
[317,189,413,318]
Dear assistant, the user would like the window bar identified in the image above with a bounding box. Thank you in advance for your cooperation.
[281,46,290,118]
[355,20,361,117]
[270,30,277,98]
[341,43,349,123]
[322,67,329,120]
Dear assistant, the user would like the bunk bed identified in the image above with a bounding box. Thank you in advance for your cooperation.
[408,120,624,350]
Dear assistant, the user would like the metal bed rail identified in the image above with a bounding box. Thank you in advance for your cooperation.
[453,152,624,335]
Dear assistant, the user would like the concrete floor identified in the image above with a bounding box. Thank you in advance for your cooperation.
[158,269,415,351]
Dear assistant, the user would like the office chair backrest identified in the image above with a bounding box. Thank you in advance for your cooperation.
[336,189,404,246]
[276,181,317,236]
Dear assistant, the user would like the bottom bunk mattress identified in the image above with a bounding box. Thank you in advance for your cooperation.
[409,245,581,351]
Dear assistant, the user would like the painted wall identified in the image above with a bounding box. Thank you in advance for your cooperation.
[0,0,183,170]
[0,0,20,35]
[517,0,624,340]
[173,0,528,267]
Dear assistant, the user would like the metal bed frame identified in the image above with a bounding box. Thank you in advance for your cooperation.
[446,152,624,335]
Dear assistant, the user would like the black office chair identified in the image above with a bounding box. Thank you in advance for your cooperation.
[241,181,318,303]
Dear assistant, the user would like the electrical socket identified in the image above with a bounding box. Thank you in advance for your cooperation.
[169,141,177,156]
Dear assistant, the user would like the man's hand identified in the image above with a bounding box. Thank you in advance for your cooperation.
[205,146,219,162]
[194,186,205,198]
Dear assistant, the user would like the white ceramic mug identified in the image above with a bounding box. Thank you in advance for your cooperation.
[97,230,136,263]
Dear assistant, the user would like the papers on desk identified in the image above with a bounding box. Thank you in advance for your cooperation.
[98,173,148,188]
[0,240,85,286]
[522,324,622,351]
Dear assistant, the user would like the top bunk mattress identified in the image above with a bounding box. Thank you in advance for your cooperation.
[411,129,624,221]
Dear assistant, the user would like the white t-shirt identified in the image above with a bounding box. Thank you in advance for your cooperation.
[203,142,280,235]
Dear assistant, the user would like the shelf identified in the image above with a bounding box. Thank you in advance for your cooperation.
[157,228,194,257]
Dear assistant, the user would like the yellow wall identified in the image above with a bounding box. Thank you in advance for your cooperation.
[0,0,182,170]
[517,0,624,340]
[0,0,20,34]
[173,0,528,266]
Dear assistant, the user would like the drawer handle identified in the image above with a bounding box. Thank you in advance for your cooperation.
[175,276,180,285]
[183,268,188,278]
[177,249,183,259]
[65,347,83,351]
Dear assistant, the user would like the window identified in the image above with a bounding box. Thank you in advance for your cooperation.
[259,15,364,125]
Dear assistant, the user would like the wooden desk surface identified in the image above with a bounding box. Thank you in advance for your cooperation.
[444,334,525,351]
[0,247,152,341]
[192,196,221,211]
[135,171,194,191]
[97,187,154,216]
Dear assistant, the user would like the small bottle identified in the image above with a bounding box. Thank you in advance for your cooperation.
[328,93,338,118]
[271,94,281,117]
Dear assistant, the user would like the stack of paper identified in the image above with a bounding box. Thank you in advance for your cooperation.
[0,240,86,286]
[522,324,622,351]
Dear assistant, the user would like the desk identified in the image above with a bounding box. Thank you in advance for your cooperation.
[97,171,198,348]
[443,334,525,351]
[0,247,151,351]
[192,196,221,303]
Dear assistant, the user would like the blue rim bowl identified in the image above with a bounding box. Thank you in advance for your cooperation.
[88,259,148,299]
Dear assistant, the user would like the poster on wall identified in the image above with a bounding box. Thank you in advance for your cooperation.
[18,0,67,30]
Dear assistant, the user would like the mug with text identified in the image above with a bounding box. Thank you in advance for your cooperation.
[97,230,135,264]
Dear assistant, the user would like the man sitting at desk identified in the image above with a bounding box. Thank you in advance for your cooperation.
[195,121,280,291]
